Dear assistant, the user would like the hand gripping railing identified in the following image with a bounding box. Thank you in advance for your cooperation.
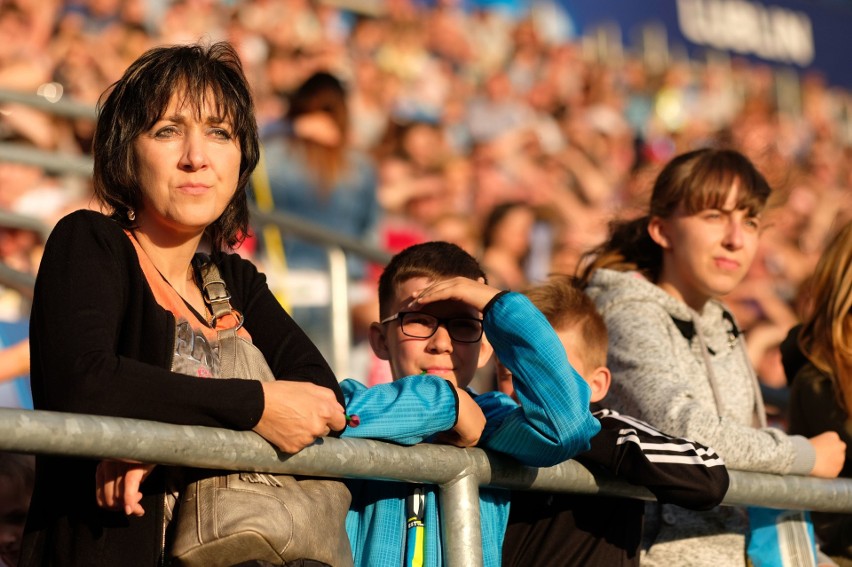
[2,408,852,566]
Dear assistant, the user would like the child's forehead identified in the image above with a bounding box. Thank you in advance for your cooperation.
[394,276,436,298]
[392,276,480,317]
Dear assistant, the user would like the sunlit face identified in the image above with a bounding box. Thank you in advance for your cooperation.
[651,184,761,311]
[375,277,492,388]
[133,91,242,242]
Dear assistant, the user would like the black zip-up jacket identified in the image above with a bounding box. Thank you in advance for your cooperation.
[21,210,343,567]
[502,407,730,567]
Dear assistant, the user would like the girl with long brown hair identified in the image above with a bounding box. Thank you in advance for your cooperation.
[579,148,845,566]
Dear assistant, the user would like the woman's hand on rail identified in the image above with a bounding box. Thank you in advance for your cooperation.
[95,460,156,516]
[253,381,346,454]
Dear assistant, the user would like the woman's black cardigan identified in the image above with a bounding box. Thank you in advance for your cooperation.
[21,210,344,567]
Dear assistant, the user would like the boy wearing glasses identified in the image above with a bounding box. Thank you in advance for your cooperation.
[340,241,599,567]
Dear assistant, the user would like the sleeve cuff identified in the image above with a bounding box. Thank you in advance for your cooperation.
[483,290,510,315]
[788,434,816,476]
[446,380,460,428]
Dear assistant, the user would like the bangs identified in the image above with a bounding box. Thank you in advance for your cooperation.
[131,44,251,139]
[680,169,766,217]
[149,75,238,131]
[652,148,771,218]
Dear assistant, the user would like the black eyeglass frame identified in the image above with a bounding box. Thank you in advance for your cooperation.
[380,311,485,343]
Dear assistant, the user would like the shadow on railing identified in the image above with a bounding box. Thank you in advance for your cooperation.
[2,408,852,566]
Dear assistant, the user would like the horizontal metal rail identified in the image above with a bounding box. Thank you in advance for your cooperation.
[2,408,851,513]
[0,88,97,120]
[249,206,392,265]
[4,408,852,566]
[0,210,51,240]
[0,263,35,300]
[0,142,94,177]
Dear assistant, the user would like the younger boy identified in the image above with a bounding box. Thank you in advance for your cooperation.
[341,242,600,567]
[499,276,730,566]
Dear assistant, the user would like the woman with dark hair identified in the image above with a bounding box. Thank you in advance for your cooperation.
[22,42,347,566]
[258,70,380,359]
[787,221,852,565]
[579,148,845,566]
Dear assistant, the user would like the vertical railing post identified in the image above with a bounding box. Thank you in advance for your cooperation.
[439,472,483,566]
[326,246,350,377]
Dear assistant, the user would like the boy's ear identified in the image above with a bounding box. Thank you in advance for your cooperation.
[586,366,612,404]
[476,335,494,370]
[368,322,391,361]
[647,216,671,250]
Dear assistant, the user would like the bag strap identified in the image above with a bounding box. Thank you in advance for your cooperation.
[192,254,246,377]
[192,253,243,331]
[192,255,277,385]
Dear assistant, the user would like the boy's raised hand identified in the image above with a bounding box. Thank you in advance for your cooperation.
[408,277,501,313]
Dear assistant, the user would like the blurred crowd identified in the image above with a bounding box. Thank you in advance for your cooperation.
[0,0,851,412]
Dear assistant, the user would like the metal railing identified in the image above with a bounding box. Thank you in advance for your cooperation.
[2,408,852,566]
[0,89,96,120]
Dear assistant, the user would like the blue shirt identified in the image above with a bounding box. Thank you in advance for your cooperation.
[341,292,600,566]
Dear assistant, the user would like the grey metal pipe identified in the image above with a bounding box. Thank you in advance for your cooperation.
[440,471,484,566]
[0,262,35,300]
[0,142,93,177]
[0,409,480,483]
[0,89,97,120]
[3,408,852,514]
[0,210,51,240]
[249,206,392,265]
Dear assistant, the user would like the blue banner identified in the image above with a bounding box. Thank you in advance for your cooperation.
[560,0,852,88]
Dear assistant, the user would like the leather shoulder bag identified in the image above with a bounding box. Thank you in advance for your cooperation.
[170,254,353,567]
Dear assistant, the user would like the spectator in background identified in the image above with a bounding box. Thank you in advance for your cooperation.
[256,70,381,360]
[579,148,845,566]
[0,224,38,411]
[785,221,852,566]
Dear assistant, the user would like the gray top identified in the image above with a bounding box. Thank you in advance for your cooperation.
[585,268,815,566]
